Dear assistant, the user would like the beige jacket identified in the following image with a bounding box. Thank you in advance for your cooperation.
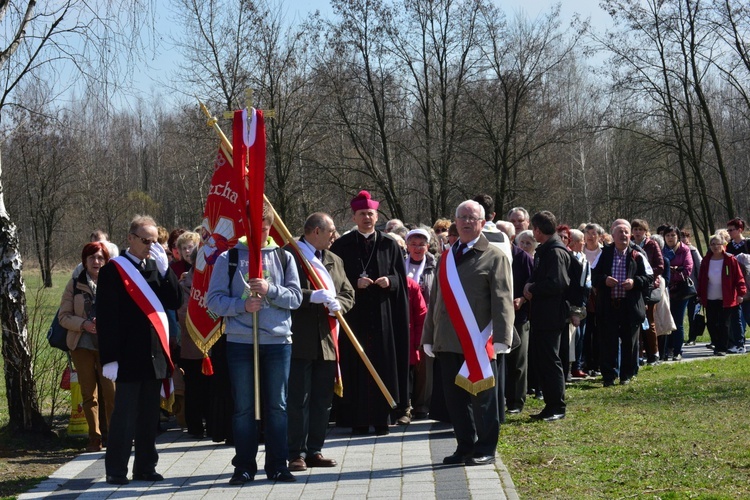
[421,234,514,355]
[58,274,95,351]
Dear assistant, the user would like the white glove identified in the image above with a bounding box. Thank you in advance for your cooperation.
[326,299,342,314]
[310,289,336,304]
[310,289,328,304]
[149,244,169,276]
[423,344,435,358]
[493,342,510,354]
[102,361,119,381]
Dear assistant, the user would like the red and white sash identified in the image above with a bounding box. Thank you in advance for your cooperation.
[438,247,495,395]
[294,241,344,397]
[111,256,174,398]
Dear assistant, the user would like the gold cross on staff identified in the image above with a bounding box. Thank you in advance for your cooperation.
[222,89,276,119]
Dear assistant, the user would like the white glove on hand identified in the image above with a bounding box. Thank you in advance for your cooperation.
[310,289,328,304]
[149,244,169,276]
[423,344,435,358]
[102,361,119,381]
[493,342,510,354]
[326,299,342,314]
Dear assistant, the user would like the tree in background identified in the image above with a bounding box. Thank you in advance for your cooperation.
[0,0,156,433]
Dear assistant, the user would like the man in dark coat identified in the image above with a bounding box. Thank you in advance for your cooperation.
[98,215,182,485]
[330,191,410,435]
[592,219,653,386]
[523,211,570,422]
[286,213,355,471]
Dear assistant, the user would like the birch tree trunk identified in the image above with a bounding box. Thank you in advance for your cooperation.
[0,148,49,432]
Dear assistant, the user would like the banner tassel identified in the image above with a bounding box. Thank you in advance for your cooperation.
[202,355,215,376]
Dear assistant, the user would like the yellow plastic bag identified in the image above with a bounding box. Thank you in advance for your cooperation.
[67,372,89,437]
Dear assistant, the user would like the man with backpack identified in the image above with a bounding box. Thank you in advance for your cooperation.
[523,211,570,422]
[591,219,653,387]
[206,203,302,485]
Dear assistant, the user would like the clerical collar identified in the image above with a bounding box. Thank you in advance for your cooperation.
[357,229,376,238]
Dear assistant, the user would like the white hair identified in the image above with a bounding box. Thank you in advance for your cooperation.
[495,220,515,238]
[455,200,485,219]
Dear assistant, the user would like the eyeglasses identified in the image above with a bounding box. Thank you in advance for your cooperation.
[456,216,481,223]
[130,232,156,245]
[408,243,427,248]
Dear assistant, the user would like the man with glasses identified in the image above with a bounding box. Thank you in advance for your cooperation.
[98,215,182,485]
[508,207,531,241]
[422,200,514,466]
[725,218,749,354]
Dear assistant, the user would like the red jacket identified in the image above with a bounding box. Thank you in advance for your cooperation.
[697,252,747,308]
[407,277,427,365]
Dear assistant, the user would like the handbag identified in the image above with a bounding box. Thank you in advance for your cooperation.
[689,305,706,339]
[60,366,71,390]
[644,282,663,305]
[669,277,696,301]
[46,308,69,351]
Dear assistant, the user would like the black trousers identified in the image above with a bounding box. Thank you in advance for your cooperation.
[287,358,336,459]
[705,301,734,353]
[530,326,566,415]
[601,304,640,383]
[105,378,161,477]
[437,352,499,457]
[181,358,212,436]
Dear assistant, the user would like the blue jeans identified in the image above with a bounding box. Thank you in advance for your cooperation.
[226,342,291,477]
[731,301,750,348]
[669,297,689,356]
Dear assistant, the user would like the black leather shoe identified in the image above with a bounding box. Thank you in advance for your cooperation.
[466,455,496,466]
[442,452,470,465]
[542,413,566,422]
[106,475,129,485]
[132,472,164,481]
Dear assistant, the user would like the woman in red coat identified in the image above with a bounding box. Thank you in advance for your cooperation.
[697,235,747,356]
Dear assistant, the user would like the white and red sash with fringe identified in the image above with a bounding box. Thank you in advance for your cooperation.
[438,246,495,395]
[290,240,344,397]
[112,256,174,398]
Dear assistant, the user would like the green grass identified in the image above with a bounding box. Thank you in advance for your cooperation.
[500,355,750,499]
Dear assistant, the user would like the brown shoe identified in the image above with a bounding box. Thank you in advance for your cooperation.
[86,437,102,452]
[305,454,337,467]
[288,456,307,472]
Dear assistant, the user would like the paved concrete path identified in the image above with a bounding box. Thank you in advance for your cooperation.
[18,339,728,499]
[19,420,518,499]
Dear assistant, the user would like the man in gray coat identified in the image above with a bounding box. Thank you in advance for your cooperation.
[422,200,514,466]
[286,213,355,471]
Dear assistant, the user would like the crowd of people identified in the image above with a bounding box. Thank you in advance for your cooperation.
[57,195,750,485]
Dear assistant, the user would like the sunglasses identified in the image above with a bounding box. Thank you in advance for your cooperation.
[130,232,156,245]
